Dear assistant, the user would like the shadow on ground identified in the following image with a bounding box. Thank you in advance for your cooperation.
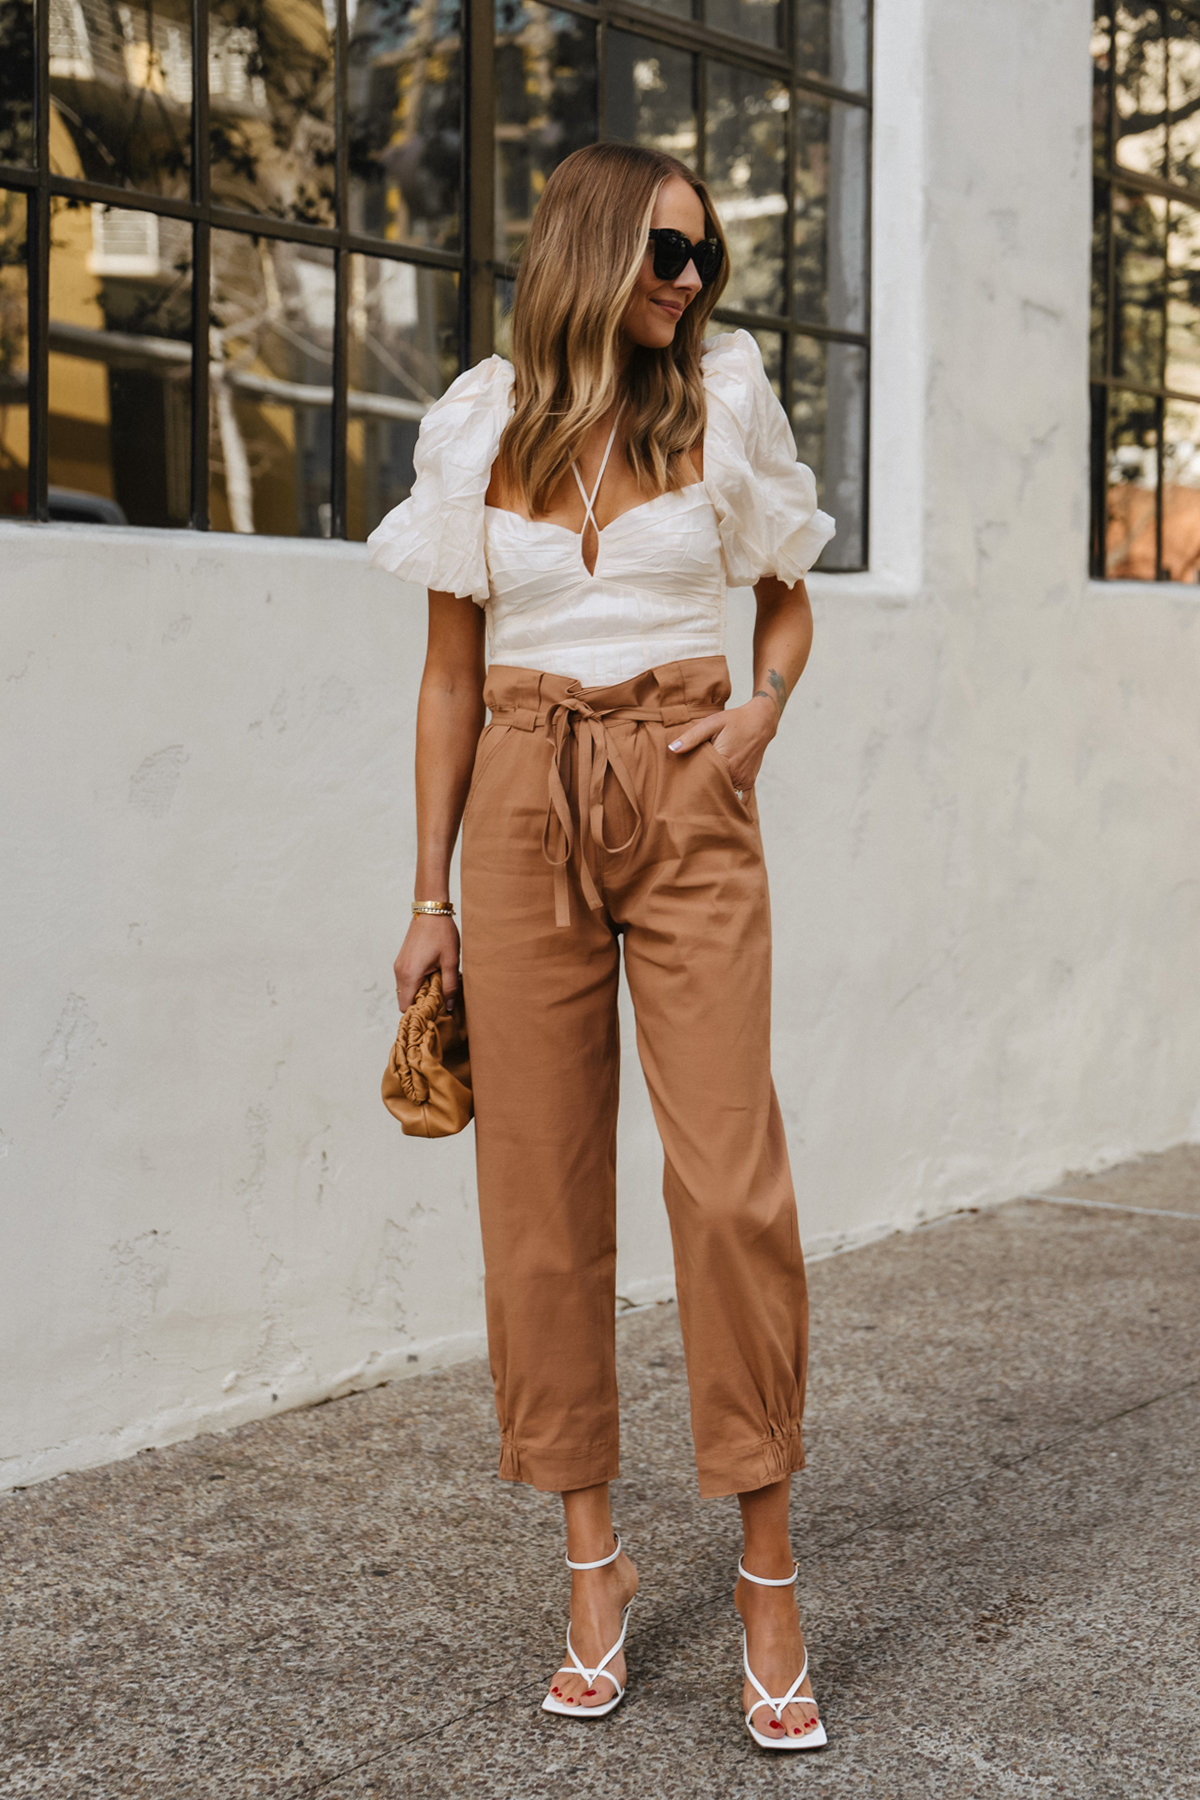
[3,1148,1199,1798]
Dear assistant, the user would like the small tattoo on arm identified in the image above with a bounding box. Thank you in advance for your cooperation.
[753,669,787,713]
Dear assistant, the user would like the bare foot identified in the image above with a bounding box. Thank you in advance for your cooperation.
[546,1546,638,1711]
[736,1571,820,1742]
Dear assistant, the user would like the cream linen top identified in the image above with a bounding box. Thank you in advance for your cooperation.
[367,330,835,687]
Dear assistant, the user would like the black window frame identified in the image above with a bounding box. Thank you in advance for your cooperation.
[1,0,871,561]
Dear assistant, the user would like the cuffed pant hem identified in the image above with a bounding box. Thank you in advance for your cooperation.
[498,1436,621,1492]
[696,1427,806,1499]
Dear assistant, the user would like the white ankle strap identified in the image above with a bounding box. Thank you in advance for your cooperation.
[566,1533,621,1571]
[738,1554,798,1587]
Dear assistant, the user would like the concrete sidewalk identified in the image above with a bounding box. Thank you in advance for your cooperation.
[3,1148,1199,1799]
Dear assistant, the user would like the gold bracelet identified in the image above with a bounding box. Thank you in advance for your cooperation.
[412,899,455,917]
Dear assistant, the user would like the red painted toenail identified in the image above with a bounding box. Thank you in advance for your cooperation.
[585,1690,596,1696]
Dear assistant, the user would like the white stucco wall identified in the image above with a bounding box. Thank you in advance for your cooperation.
[4,0,1200,1492]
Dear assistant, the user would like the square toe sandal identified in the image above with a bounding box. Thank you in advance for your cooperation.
[737,1556,828,1750]
[541,1535,633,1720]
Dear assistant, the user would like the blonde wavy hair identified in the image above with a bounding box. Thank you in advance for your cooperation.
[497,141,729,516]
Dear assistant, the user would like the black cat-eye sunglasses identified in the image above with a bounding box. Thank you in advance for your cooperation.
[647,228,724,287]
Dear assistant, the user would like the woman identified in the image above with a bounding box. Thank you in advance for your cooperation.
[369,141,834,1749]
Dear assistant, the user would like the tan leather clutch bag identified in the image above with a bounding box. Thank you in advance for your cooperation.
[382,971,473,1138]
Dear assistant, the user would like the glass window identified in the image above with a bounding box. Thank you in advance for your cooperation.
[1092,3,1200,578]
[606,33,697,166]
[705,0,781,50]
[797,0,869,92]
[347,0,462,249]
[347,254,457,538]
[0,0,35,168]
[793,95,869,331]
[10,2,871,564]
[706,64,788,318]
[49,0,193,199]
[48,198,192,527]
[208,231,333,536]
[1,191,29,521]
[209,0,336,225]
[495,2,598,266]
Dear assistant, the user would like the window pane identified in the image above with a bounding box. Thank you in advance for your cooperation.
[1162,394,1200,578]
[1168,6,1200,185]
[797,0,869,93]
[794,97,868,331]
[1166,200,1200,396]
[1114,3,1167,179]
[632,0,693,20]
[0,0,35,167]
[209,231,333,536]
[495,1,598,266]
[1092,5,1112,175]
[210,0,335,226]
[706,64,787,317]
[792,334,866,569]
[1,191,29,521]
[47,0,192,198]
[605,32,696,166]
[705,0,780,50]
[47,199,192,527]
[1105,388,1158,577]
[348,0,462,249]
[1112,186,1165,386]
[347,255,457,540]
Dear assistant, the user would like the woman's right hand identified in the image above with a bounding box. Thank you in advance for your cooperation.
[394,914,461,1014]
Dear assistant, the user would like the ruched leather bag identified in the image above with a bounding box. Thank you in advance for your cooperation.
[381,971,473,1138]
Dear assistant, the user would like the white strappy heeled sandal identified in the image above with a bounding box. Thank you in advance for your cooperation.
[541,1535,633,1720]
[737,1556,828,1750]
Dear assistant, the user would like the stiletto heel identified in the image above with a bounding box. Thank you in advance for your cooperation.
[736,1556,827,1750]
[541,1535,633,1720]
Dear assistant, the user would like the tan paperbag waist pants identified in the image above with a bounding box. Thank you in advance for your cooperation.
[460,657,808,1499]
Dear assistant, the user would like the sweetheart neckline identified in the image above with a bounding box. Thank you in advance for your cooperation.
[483,480,708,539]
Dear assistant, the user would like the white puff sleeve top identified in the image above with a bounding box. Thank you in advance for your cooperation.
[367,330,835,686]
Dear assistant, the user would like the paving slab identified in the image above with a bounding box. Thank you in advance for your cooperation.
[3,1151,1199,1799]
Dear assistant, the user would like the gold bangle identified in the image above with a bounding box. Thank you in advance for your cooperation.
[412,900,455,917]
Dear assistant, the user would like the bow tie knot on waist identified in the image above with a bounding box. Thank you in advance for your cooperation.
[486,677,703,928]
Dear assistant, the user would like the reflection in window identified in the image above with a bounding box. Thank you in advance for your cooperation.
[495,1,598,266]
[347,254,457,538]
[705,0,781,50]
[606,33,697,166]
[47,198,192,527]
[209,0,336,225]
[793,334,865,569]
[793,96,868,331]
[0,0,35,168]
[348,0,463,249]
[48,0,193,198]
[706,64,787,317]
[209,232,334,536]
[0,192,29,520]
[796,0,869,92]
[1093,4,1200,577]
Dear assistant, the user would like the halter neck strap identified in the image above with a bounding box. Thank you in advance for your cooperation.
[571,411,622,540]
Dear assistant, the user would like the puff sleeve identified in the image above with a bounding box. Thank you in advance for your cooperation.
[701,330,836,585]
[366,356,515,603]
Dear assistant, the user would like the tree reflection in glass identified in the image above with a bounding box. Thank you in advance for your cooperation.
[0,0,35,168]
[347,253,457,538]
[792,333,864,569]
[793,96,867,332]
[47,0,193,198]
[494,0,598,266]
[348,0,463,249]
[208,231,333,535]
[706,64,787,318]
[605,33,696,167]
[0,189,29,521]
[209,0,336,225]
[796,0,869,93]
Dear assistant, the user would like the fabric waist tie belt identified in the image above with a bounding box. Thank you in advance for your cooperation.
[487,673,718,928]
